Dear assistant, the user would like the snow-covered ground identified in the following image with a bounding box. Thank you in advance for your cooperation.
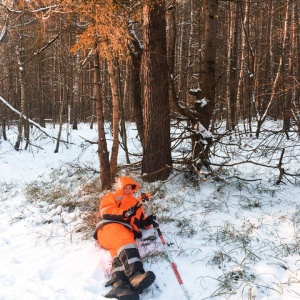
[1,121,300,300]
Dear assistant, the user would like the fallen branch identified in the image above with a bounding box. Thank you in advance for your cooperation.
[0,96,54,141]
[79,135,98,144]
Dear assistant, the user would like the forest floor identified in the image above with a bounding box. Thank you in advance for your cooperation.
[1,121,300,300]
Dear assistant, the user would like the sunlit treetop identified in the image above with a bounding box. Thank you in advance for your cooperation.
[60,0,143,59]
[5,0,161,59]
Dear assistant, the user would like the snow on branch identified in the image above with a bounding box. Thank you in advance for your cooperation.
[129,21,143,52]
[0,95,54,141]
[197,122,212,141]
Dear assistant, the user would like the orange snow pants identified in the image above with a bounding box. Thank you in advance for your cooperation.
[97,223,136,257]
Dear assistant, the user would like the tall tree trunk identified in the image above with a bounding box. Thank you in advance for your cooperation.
[141,1,172,182]
[256,0,290,138]
[119,60,131,164]
[94,49,111,190]
[72,51,81,130]
[107,59,120,182]
[2,116,7,141]
[225,3,233,130]
[237,1,247,126]
[54,96,64,153]
[229,2,239,130]
[192,0,218,167]
[15,42,29,151]
[200,0,218,130]
[283,0,295,138]
[129,26,144,145]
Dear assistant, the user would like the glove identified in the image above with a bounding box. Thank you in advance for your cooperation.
[143,214,157,227]
[123,202,140,218]
[134,231,142,239]
[140,193,150,202]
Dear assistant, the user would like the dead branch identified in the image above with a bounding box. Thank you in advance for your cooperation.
[34,32,62,56]
[0,96,54,141]
[79,135,98,144]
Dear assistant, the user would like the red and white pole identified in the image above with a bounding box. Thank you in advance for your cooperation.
[153,220,191,300]
[140,193,191,300]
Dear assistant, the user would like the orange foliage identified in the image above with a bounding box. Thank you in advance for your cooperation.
[60,0,142,59]
[12,0,153,60]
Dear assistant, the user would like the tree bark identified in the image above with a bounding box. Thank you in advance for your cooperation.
[283,0,295,139]
[200,0,218,130]
[229,2,239,130]
[94,49,111,190]
[256,0,290,138]
[72,50,81,130]
[191,0,218,168]
[107,59,120,182]
[129,26,144,145]
[15,40,29,151]
[54,96,64,153]
[141,1,172,182]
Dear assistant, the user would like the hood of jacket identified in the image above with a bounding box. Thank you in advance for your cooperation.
[115,176,139,196]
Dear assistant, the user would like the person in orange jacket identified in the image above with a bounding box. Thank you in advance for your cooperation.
[94,176,156,300]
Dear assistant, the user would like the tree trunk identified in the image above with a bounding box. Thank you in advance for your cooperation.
[107,59,120,182]
[200,0,218,130]
[225,3,233,130]
[129,26,144,145]
[237,1,247,125]
[94,49,111,190]
[72,51,81,130]
[229,2,239,130]
[141,1,172,182]
[119,60,131,164]
[283,0,295,138]
[15,41,29,151]
[192,0,218,167]
[2,116,7,141]
[256,0,290,138]
[54,96,64,153]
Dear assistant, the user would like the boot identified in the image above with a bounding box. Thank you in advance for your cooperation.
[105,257,127,287]
[130,271,156,294]
[105,280,139,300]
[118,244,156,293]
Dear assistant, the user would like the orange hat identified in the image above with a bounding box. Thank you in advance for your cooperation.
[115,176,139,195]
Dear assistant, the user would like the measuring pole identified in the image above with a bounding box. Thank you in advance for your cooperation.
[141,194,191,300]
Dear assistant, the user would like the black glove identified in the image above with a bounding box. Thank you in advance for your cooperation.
[123,202,140,218]
[143,214,157,227]
[141,193,150,202]
[134,231,142,239]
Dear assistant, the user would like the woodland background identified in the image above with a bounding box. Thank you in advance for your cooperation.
[0,0,300,189]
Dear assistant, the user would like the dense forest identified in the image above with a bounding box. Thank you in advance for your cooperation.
[0,0,299,188]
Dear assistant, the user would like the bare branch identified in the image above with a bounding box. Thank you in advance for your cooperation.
[34,32,62,56]
[0,95,54,141]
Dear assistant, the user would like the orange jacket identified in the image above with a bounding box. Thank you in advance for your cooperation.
[94,177,150,239]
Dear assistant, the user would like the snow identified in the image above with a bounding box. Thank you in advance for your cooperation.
[1,121,300,300]
[195,97,208,108]
[0,25,7,42]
